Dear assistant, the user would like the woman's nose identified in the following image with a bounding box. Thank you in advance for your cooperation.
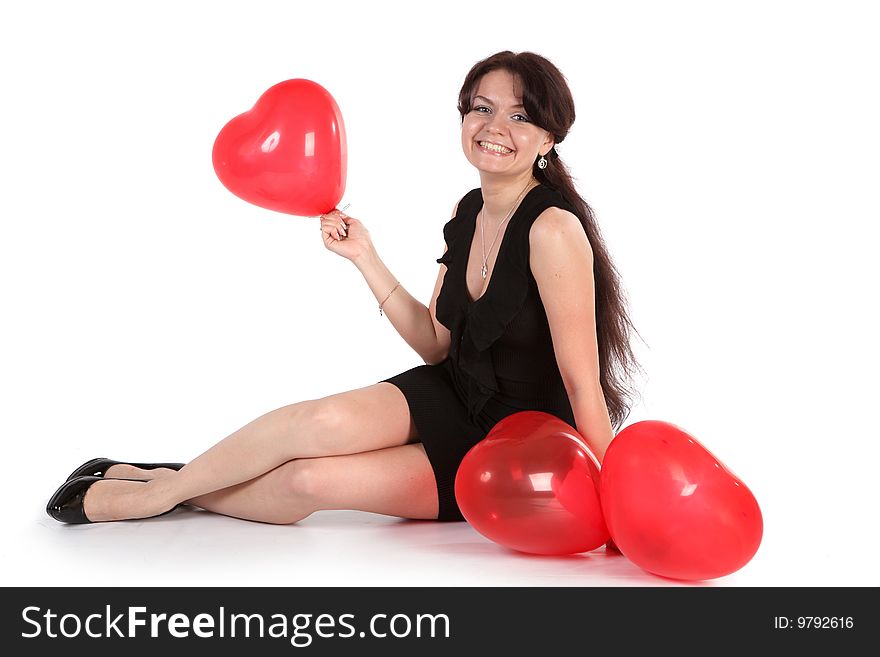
[484,112,506,133]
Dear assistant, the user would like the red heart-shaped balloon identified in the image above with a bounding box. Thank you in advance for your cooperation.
[212,79,346,216]
[455,411,609,556]
[599,420,763,580]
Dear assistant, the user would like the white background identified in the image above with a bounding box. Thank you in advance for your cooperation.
[1,0,878,587]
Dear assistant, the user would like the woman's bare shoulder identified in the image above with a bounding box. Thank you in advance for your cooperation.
[530,206,586,241]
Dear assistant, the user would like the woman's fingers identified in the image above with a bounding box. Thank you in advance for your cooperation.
[319,210,348,241]
[322,222,343,241]
[323,210,348,234]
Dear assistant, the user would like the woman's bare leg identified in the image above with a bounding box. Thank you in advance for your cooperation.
[182,443,438,523]
[82,383,417,522]
[108,444,438,523]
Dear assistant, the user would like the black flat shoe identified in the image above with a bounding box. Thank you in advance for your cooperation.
[66,458,185,482]
[46,476,149,524]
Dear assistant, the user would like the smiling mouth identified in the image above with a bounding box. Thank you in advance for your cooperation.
[477,140,514,155]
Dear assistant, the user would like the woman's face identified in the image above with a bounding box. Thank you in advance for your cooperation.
[461,69,553,179]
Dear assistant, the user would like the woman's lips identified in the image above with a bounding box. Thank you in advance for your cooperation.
[476,140,514,156]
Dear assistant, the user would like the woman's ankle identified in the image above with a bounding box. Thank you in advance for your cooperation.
[82,478,179,522]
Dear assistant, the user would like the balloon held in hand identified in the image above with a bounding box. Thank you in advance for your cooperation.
[212,79,347,216]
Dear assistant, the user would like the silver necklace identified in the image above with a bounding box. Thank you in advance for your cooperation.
[480,180,535,279]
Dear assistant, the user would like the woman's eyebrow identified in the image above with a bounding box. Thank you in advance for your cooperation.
[473,95,525,109]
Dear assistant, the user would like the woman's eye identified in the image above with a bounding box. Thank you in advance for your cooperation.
[472,106,529,122]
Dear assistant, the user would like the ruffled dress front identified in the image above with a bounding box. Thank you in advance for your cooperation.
[381,184,581,521]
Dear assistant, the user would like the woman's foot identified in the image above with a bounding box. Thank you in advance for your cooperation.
[81,478,178,522]
[66,458,185,481]
[104,464,181,480]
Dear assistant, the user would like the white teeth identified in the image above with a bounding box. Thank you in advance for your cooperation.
[479,141,512,154]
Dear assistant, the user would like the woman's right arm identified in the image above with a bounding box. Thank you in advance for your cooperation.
[319,203,456,365]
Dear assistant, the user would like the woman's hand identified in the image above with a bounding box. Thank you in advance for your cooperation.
[319,208,374,263]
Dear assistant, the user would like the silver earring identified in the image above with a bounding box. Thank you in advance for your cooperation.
[537,155,548,170]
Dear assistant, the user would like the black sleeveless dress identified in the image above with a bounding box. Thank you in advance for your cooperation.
[380,184,582,521]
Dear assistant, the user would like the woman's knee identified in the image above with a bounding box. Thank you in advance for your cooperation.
[273,459,323,506]
[266,460,319,523]
[290,397,352,455]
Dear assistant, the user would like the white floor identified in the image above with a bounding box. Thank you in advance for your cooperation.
[7,474,874,588]
[9,507,708,588]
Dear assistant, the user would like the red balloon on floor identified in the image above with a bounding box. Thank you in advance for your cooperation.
[455,411,609,556]
[212,79,347,216]
[599,420,763,581]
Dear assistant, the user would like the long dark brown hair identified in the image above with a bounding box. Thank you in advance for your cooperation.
[458,51,642,430]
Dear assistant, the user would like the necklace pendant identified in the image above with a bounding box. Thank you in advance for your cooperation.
[480,264,488,279]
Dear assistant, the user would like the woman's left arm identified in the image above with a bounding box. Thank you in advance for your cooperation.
[530,207,615,462]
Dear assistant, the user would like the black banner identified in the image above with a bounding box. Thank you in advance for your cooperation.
[1,587,870,655]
